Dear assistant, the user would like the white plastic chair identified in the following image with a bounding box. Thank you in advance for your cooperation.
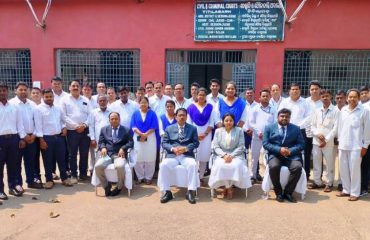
[157,146,200,197]
[209,144,250,199]
[91,148,136,197]
[261,151,307,200]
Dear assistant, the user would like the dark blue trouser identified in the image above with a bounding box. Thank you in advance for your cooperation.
[16,138,39,185]
[67,129,90,178]
[361,145,370,192]
[52,137,70,174]
[0,134,19,192]
[42,135,68,182]
[301,129,312,179]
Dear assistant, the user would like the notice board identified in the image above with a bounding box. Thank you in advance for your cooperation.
[194,1,285,42]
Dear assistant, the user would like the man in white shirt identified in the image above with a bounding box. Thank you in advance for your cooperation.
[310,89,339,192]
[110,86,139,129]
[92,81,107,102]
[190,82,200,103]
[336,89,370,201]
[51,76,68,108]
[269,83,284,109]
[82,82,98,109]
[206,78,224,107]
[150,82,171,118]
[9,82,42,191]
[243,87,258,153]
[173,83,192,110]
[0,82,26,200]
[145,81,155,98]
[279,83,312,180]
[34,88,73,189]
[359,85,369,105]
[88,95,111,174]
[61,80,92,183]
[107,87,117,106]
[249,89,277,182]
[135,86,145,104]
[164,84,174,99]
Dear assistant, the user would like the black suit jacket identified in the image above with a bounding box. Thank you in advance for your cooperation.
[162,123,199,158]
[98,125,134,158]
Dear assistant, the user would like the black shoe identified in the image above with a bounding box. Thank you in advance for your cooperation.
[0,192,8,200]
[284,193,297,203]
[28,182,43,189]
[337,184,343,192]
[79,175,89,181]
[185,190,196,204]
[160,191,173,203]
[256,173,263,182]
[276,194,284,202]
[110,187,121,197]
[308,183,324,189]
[9,188,22,197]
[250,178,257,185]
[104,184,112,197]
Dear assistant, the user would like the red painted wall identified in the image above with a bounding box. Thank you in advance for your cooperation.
[1,0,370,91]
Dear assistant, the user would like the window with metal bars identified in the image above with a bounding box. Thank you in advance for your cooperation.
[0,49,32,95]
[284,50,370,97]
[56,49,140,93]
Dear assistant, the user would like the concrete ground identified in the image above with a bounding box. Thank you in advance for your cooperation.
[1,160,370,240]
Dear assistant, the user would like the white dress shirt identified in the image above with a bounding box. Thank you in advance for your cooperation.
[53,90,69,108]
[9,96,36,134]
[269,96,284,109]
[0,101,26,138]
[243,100,258,130]
[249,103,277,138]
[110,99,139,129]
[305,97,323,137]
[88,107,111,141]
[337,104,370,150]
[206,93,224,107]
[279,97,311,129]
[149,94,171,117]
[311,104,339,147]
[61,94,91,130]
[174,98,192,110]
[34,103,65,137]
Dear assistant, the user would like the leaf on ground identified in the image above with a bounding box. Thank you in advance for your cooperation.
[48,197,61,203]
[10,213,15,218]
[49,212,60,218]
[31,197,38,200]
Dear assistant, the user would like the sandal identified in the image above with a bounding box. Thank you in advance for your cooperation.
[336,192,350,197]
[348,196,359,201]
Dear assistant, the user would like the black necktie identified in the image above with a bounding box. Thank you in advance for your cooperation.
[113,128,118,143]
[281,126,286,143]
[179,127,185,141]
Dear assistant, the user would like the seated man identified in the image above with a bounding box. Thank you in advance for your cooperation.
[158,108,200,204]
[262,108,305,203]
[96,112,133,197]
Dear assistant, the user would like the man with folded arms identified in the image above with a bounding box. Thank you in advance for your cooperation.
[263,108,305,203]
[96,112,133,197]
[336,89,370,201]
[34,88,73,189]
[310,89,339,192]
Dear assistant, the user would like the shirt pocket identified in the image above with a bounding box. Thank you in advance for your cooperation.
[351,118,360,128]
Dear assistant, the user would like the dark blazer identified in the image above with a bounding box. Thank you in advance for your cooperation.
[98,125,134,158]
[162,123,199,158]
[262,123,305,162]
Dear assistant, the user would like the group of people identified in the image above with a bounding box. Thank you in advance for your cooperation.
[0,77,369,204]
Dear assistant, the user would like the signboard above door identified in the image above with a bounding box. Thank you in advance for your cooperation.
[194,1,285,42]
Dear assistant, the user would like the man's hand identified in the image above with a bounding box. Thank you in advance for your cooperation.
[24,135,32,144]
[280,147,291,157]
[317,134,326,142]
[118,149,125,158]
[19,139,27,149]
[319,142,327,148]
[76,124,85,133]
[90,140,97,148]
[27,134,36,144]
[223,154,233,163]
[198,133,206,141]
[258,132,263,140]
[101,148,107,157]
[61,128,67,137]
[172,147,181,156]
[246,129,253,137]
[361,148,368,157]
[39,138,48,150]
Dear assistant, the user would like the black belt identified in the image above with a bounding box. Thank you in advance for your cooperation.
[0,134,17,138]
[44,134,62,137]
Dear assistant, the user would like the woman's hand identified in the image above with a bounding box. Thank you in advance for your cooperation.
[223,154,233,163]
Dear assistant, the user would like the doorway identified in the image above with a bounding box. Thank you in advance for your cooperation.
[188,64,222,95]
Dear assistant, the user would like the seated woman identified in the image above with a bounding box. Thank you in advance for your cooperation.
[131,97,159,185]
[208,113,252,199]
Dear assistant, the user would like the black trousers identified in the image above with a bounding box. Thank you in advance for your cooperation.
[301,129,312,179]
[268,157,302,196]
[0,134,19,192]
[361,145,370,192]
[66,129,90,178]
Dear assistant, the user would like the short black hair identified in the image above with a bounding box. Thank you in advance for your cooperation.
[289,82,300,89]
[245,86,254,92]
[174,83,185,89]
[165,100,175,107]
[191,82,200,88]
[15,81,29,89]
[175,107,187,116]
[154,82,164,87]
[145,81,154,87]
[0,81,9,90]
[69,79,81,86]
[259,88,270,95]
[31,87,41,92]
[209,78,221,85]
[42,88,53,95]
[118,86,130,92]
[136,86,145,92]
[308,80,322,89]
[222,113,235,122]
[359,85,369,92]
[346,88,360,97]
[336,89,346,96]
[198,87,208,95]
[109,111,121,119]
[51,76,62,82]
[278,108,292,116]
[271,83,281,89]
[82,82,93,89]
[320,89,332,95]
